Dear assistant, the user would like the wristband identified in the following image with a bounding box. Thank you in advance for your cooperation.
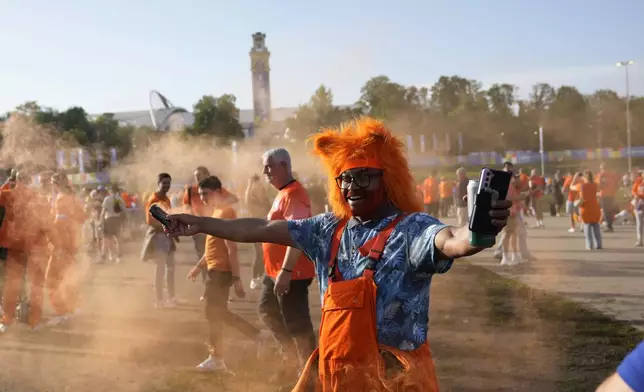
[281,268,293,273]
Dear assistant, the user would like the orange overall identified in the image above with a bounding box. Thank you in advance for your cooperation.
[293,215,440,392]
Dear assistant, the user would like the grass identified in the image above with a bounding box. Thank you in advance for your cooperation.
[466,264,642,392]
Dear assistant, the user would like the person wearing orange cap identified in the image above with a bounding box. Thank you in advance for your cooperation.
[164,117,511,391]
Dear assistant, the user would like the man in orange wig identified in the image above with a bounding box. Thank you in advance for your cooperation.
[163,117,511,391]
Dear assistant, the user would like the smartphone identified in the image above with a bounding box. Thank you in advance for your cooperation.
[149,204,171,227]
[468,168,512,236]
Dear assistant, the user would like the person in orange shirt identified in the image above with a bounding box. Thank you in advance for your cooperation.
[438,176,452,218]
[529,168,546,228]
[258,147,316,385]
[563,172,582,232]
[186,175,265,373]
[421,171,440,216]
[141,173,177,308]
[632,171,644,246]
[0,168,51,334]
[46,173,87,326]
[182,166,239,287]
[596,162,621,232]
[571,170,602,250]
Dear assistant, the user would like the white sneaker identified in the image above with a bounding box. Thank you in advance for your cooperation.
[46,315,70,327]
[249,277,261,290]
[0,323,9,335]
[511,253,524,265]
[568,228,575,233]
[500,254,511,266]
[164,299,177,308]
[196,355,234,374]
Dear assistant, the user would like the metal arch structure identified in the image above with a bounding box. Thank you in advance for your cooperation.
[148,90,190,131]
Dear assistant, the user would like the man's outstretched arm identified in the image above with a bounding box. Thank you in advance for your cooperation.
[167,214,296,248]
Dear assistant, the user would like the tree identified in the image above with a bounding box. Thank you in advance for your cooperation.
[187,94,244,142]
[285,85,359,142]
[547,86,589,149]
[358,76,408,119]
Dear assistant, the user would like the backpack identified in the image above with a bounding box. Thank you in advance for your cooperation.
[113,197,123,214]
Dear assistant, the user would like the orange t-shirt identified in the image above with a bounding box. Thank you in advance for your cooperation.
[204,206,236,271]
[0,185,51,251]
[422,177,439,204]
[633,177,644,199]
[121,192,132,208]
[596,171,620,198]
[573,181,601,224]
[530,175,545,198]
[145,192,171,225]
[263,181,314,280]
[439,181,452,199]
[182,184,207,216]
[563,176,579,202]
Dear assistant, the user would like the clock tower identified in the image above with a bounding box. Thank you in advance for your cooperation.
[250,32,271,123]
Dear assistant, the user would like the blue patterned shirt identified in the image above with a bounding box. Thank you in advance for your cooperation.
[287,212,453,351]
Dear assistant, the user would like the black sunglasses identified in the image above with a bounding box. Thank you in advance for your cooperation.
[335,171,383,190]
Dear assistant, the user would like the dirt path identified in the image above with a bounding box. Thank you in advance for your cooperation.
[0,236,640,392]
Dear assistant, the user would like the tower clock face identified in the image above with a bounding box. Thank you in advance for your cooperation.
[255,59,265,70]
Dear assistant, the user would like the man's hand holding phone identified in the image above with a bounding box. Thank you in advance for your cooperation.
[161,213,202,237]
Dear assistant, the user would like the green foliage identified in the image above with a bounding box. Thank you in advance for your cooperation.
[285,85,359,141]
[185,94,244,143]
[3,74,643,161]
[285,76,644,154]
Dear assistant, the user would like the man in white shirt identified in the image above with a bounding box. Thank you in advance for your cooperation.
[100,185,125,264]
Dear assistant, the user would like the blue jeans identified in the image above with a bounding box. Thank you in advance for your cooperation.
[584,223,602,249]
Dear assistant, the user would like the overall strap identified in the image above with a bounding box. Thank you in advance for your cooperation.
[327,214,407,283]
[359,214,406,279]
[327,218,349,283]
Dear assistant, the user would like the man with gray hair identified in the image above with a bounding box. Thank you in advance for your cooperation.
[257,147,316,386]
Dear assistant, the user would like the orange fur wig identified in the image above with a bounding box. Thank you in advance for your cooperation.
[309,117,422,219]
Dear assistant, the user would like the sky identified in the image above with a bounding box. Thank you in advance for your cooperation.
[1,0,643,114]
